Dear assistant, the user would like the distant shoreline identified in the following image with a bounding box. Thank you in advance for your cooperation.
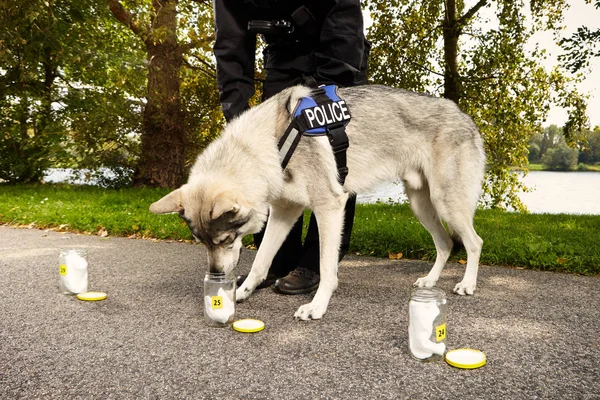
[525,163,600,172]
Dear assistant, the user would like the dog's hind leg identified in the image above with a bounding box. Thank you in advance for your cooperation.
[433,186,483,295]
[236,203,304,302]
[294,194,347,320]
[407,184,454,289]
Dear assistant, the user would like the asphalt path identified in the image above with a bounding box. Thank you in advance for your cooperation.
[1,225,599,399]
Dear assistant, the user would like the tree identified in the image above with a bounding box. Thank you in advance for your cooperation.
[365,0,588,211]
[107,0,217,188]
[528,124,564,163]
[578,127,600,164]
[0,0,72,182]
[0,0,145,184]
[542,141,578,171]
[559,0,600,73]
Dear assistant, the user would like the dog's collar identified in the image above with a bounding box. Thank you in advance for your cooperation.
[277,85,351,184]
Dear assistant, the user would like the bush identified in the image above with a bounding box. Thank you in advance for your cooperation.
[542,143,579,171]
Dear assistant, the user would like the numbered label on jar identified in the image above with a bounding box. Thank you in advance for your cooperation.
[211,296,223,309]
[436,323,447,342]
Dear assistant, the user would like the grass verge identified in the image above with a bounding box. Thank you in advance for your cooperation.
[1,184,599,275]
[527,163,600,172]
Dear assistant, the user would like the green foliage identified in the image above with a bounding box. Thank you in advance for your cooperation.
[0,0,146,183]
[0,0,222,185]
[558,0,600,72]
[541,142,578,171]
[365,0,589,211]
[578,126,600,164]
[529,125,600,169]
[528,124,562,163]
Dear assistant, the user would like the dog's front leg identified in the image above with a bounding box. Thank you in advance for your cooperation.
[236,204,304,302]
[294,197,346,320]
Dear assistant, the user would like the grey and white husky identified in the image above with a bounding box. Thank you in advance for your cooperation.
[150,84,486,320]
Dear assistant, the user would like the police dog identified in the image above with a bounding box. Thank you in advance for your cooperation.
[150,84,485,320]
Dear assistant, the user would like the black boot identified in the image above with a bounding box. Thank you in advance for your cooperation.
[273,267,320,295]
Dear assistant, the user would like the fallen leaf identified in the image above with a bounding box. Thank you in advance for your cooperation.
[458,259,467,265]
[388,251,403,260]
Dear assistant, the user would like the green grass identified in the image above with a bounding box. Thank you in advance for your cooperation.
[527,163,544,171]
[527,163,600,172]
[354,202,600,275]
[2,184,599,275]
[0,184,191,240]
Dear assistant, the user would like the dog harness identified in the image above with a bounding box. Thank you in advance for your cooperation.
[277,85,351,184]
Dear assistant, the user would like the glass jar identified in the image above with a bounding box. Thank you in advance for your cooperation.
[408,287,448,361]
[59,249,89,294]
[203,272,236,327]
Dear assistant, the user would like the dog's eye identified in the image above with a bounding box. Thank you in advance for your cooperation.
[178,209,192,223]
[213,233,234,246]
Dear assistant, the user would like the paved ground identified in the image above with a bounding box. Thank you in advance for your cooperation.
[1,225,599,399]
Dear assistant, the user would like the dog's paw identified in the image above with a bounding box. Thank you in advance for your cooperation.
[414,276,438,289]
[235,285,253,302]
[294,301,327,321]
[453,280,476,295]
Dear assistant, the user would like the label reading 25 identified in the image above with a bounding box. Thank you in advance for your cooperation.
[211,296,223,309]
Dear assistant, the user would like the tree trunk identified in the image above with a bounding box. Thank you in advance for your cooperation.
[133,0,186,188]
[443,0,460,104]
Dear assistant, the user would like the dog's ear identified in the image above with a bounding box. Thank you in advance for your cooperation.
[210,194,240,220]
[150,188,183,214]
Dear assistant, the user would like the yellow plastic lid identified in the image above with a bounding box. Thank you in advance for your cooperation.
[445,348,486,369]
[76,292,107,301]
[232,318,265,333]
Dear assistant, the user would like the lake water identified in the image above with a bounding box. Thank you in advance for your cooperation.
[356,171,600,215]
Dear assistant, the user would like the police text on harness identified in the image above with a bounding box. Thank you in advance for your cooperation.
[302,100,351,129]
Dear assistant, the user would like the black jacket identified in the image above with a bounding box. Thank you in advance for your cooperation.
[213,0,369,121]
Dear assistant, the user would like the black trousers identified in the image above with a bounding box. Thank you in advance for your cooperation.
[253,68,357,276]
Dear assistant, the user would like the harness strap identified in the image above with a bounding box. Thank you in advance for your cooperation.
[278,124,302,170]
[327,124,350,184]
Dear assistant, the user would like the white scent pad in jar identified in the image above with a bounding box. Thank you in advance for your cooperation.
[59,249,89,294]
[204,287,235,324]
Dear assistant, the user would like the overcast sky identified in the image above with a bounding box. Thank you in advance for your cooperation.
[364,1,600,128]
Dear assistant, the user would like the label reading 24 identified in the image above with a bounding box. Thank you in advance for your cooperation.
[211,296,223,309]
[436,323,447,342]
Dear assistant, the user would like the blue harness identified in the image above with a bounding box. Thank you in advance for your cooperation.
[277,85,351,184]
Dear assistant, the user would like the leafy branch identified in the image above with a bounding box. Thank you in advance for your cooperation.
[107,0,148,40]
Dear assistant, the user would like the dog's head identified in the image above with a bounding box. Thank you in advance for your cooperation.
[150,184,267,275]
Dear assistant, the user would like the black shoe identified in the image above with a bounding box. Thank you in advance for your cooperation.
[236,273,282,290]
[273,267,320,295]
